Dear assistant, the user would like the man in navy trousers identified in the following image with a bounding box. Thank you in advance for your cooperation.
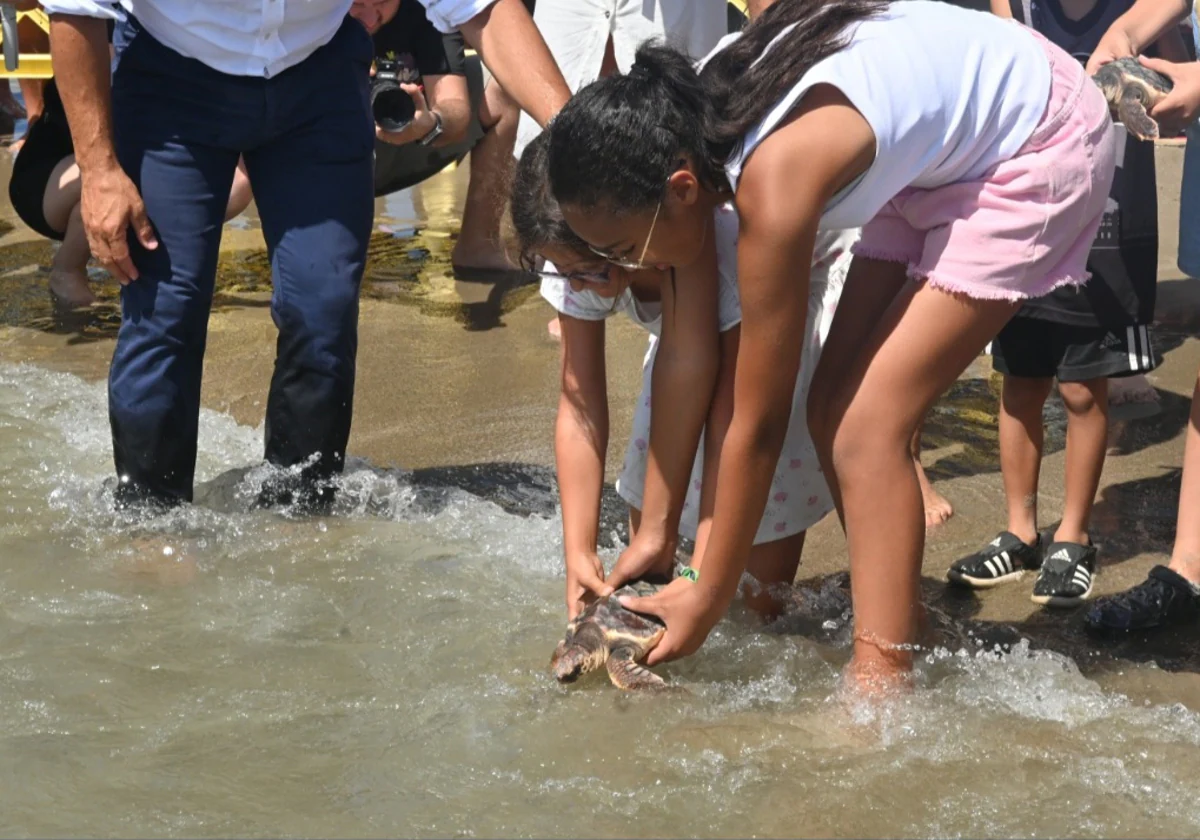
[42,0,567,510]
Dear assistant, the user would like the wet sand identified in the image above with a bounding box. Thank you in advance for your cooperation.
[1,145,1199,673]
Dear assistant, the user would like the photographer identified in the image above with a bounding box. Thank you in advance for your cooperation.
[226,0,522,274]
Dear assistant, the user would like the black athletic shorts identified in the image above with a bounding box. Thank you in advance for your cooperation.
[9,79,73,241]
[991,317,1162,382]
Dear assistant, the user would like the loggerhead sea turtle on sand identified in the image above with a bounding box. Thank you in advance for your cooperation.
[550,577,672,691]
[1091,56,1173,141]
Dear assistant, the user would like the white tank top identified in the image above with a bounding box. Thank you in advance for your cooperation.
[719,1,1052,230]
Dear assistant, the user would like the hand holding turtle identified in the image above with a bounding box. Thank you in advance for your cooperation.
[1086,28,1138,75]
[606,531,676,591]
[1141,56,1200,136]
[565,551,613,620]
[617,575,728,666]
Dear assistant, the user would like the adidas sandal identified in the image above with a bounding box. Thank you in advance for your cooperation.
[1031,540,1096,608]
[947,531,1042,589]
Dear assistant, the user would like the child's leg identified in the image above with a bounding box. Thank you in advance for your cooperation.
[1170,369,1200,585]
[816,271,1017,692]
[224,157,254,221]
[41,156,94,307]
[808,258,910,528]
[1000,374,1054,545]
[911,419,953,527]
[1085,365,1200,632]
[1054,377,1109,545]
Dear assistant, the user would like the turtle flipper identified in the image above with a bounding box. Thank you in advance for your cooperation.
[1118,87,1159,141]
[606,646,669,691]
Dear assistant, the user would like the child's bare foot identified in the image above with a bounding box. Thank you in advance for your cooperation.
[48,269,96,308]
[915,459,953,527]
[548,316,562,341]
[1108,374,1161,423]
[1109,373,1158,405]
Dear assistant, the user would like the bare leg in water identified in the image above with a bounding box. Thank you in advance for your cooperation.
[809,258,1017,696]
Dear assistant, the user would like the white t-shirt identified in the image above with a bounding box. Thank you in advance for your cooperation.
[514,0,728,158]
[715,1,1052,230]
[540,203,858,334]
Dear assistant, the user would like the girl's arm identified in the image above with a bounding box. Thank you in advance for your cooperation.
[688,326,741,565]
[1086,0,1190,72]
[555,314,616,619]
[619,84,876,664]
[607,240,722,588]
[989,0,1014,19]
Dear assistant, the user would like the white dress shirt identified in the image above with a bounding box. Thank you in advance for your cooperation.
[39,0,497,78]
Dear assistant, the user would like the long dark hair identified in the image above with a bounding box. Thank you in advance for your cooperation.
[701,0,890,163]
[544,0,889,212]
[547,42,723,214]
[510,130,590,269]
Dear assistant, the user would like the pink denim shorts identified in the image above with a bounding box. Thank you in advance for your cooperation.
[852,28,1116,301]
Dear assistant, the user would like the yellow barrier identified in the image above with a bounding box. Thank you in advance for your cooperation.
[0,7,52,79]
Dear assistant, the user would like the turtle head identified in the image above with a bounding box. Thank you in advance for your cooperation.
[1091,64,1122,106]
[550,623,609,683]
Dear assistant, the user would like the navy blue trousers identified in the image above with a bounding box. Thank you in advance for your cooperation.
[109,15,375,506]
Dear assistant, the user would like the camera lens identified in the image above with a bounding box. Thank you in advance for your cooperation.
[371,82,416,133]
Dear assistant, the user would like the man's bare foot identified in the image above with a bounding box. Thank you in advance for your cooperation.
[916,459,953,527]
[548,316,562,340]
[451,239,520,272]
[48,269,96,308]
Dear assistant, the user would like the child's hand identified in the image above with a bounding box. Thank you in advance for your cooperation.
[1086,29,1138,74]
[617,576,728,666]
[607,532,677,591]
[1141,56,1200,135]
[565,551,613,620]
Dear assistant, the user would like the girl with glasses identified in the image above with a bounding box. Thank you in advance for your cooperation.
[512,131,854,622]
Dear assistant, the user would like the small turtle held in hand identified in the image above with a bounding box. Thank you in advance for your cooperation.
[1092,57,1173,141]
[550,578,671,691]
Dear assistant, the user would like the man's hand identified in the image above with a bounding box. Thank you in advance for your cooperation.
[1142,55,1200,135]
[565,551,613,620]
[1086,27,1138,73]
[80,161,157,284]
[617,576,728,666]
[375,83,438,146]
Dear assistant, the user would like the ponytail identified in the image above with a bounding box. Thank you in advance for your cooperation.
[547,41,725,214]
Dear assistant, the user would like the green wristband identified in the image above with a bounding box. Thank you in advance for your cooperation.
[679,567,699,583]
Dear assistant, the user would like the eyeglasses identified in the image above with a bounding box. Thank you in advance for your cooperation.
[587,198,661,271]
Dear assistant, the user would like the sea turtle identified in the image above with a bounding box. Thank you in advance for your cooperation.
[550,578,670,691]
[1092,56,1173,141]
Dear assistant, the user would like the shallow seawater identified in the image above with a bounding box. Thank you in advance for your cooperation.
[2,362,1200,838]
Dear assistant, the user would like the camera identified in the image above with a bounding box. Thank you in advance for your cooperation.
[371,56,420,133]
